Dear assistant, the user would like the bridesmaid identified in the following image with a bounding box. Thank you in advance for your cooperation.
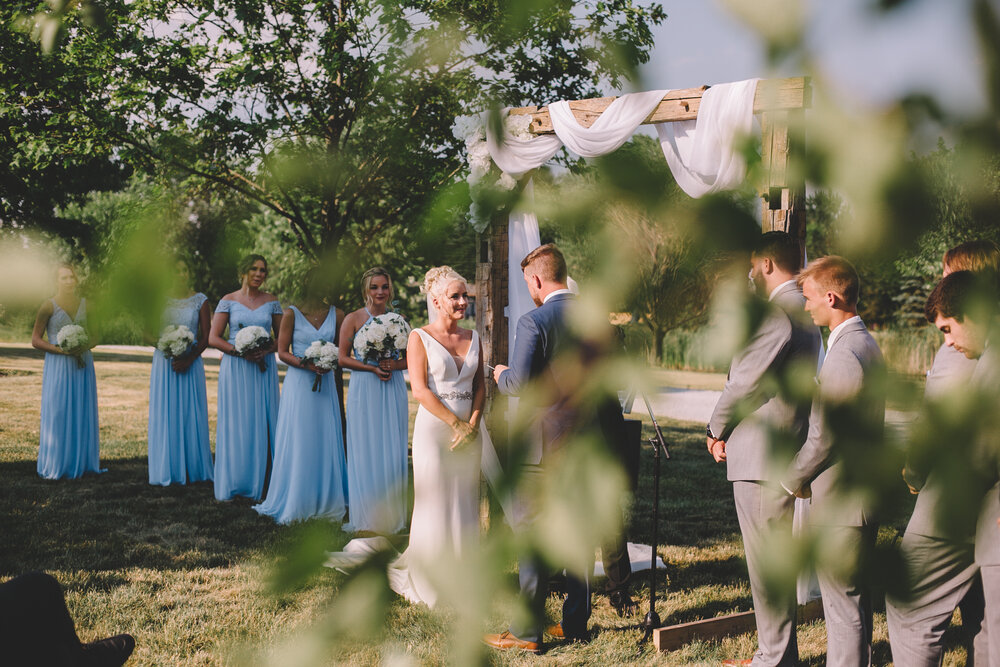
[208,254,282,501]
[31,263,103,479]
[254,269,348,523]
[147,258,213,486]
[339,267,409,534]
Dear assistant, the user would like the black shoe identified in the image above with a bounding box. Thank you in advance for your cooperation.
[608,590,636,617]
[81,633,135,667]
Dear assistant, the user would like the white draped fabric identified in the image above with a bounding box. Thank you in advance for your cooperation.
[548,89,669,157]
[656,78,760,198]
[483,78,762,355]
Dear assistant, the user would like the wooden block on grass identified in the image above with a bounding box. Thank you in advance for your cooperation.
[652,599,824,652]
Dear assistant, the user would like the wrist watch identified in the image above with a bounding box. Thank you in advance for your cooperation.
[706,424,715,439]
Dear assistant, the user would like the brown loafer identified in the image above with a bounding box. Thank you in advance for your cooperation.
[721,660,753,666]
[482,631,541,654]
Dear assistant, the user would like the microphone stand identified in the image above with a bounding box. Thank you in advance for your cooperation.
[636,389,671,647]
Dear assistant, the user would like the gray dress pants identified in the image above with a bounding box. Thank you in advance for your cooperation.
[733,481,798,667]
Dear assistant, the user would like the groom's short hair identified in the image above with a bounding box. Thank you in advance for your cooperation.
[754,231,802,273]
[522,243,568,283]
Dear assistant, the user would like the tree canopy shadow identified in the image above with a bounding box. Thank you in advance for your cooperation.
[0,455,337,576]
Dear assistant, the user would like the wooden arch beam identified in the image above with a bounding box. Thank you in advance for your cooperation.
[509,77,810,133]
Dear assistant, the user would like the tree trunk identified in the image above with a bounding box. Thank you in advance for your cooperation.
[653,325,665,364]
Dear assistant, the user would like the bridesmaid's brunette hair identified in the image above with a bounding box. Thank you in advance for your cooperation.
[303,265,336,305]
[55,262,78,278]
[360,266,394,307]
[237,254,268,281]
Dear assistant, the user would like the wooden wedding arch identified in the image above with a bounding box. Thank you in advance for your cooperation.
[472,76,813,651]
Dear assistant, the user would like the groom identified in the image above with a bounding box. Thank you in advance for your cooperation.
[485,243,591,654]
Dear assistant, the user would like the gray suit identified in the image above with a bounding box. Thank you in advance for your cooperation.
[971,339,1000,666]
[709,282,820,667]
[887,343,984,667]
[784,318,885,667]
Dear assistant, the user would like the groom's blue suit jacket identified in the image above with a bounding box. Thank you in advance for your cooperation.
[497,292,578,465]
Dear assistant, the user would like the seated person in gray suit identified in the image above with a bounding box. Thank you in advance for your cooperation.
[707,231,820,667]
[782,255,885,667]
[924,269,1000,666]
[886,241,998,667]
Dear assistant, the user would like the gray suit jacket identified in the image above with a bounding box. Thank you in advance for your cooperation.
[709,282,821,482]
[784,318,885,526]
[973,339,1000,566]
[905,343,978,539]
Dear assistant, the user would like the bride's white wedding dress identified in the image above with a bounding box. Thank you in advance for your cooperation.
[387,328,483,608]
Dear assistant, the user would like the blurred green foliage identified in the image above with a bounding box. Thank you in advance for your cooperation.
[7,0,1000,663]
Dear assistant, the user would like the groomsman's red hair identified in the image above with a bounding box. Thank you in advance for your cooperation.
[797,255,860,308]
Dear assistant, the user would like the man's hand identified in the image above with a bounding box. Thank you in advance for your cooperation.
[492,364,509,384]
[902,467,920,495]
[707,436,726,463]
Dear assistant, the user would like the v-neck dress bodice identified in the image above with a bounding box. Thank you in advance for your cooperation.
[147,293,213,486]
[254,306,348,524]
[38,298,103,479]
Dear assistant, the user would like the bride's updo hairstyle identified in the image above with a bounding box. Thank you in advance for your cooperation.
[421,266,466,304]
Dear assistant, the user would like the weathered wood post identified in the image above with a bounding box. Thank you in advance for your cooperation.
[759,79,810,261]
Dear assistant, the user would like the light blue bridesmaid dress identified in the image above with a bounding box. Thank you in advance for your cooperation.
[213,299,282,501]
[254,306,348,524]
[38,298,103,479]
[147,293,214,486]
[344,308,409,534]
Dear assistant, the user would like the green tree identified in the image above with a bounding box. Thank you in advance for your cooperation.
[5,0,665,283]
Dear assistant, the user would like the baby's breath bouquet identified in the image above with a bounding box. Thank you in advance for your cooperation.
[234,325,272,372]
[56,324,88,369]
[157,325,195,361]
[302,340,339,391]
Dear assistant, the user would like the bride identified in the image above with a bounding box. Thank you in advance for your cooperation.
[387,266,484,607]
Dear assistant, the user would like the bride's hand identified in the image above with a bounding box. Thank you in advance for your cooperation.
[449,421,475,450]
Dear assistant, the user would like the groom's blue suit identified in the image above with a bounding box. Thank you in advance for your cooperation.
[497,291,591,643]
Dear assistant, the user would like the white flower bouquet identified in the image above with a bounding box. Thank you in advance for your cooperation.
[302,340,339,392]
[354,312,410,364]
[157,324,195,361]
[56,324,89,369]
[234,325,272,371]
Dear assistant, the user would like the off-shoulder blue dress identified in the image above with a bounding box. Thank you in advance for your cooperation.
[213,299,282,501]
[38,298,103,479]
[254,306,348,523]
[147,293,213,486]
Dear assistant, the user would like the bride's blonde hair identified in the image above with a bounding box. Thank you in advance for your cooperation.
[421,266,466,302]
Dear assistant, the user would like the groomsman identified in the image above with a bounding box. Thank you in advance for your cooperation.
[484,243,596,654]
[708,231,820,667]
[886,241,998,667]
[923,269,1000,666]
[782,256,885,667]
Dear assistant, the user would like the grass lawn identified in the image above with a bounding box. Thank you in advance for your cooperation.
[0,343,967,665]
